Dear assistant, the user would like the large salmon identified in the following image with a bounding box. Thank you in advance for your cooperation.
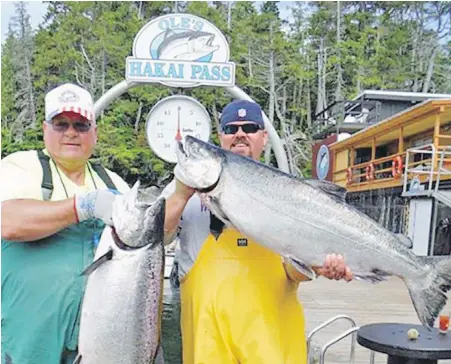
[76,182,165,364]
[175,135,451,329]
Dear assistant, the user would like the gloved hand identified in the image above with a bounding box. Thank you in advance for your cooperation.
[172,164,196,201]
[74,189,121,226]
[173,164,196,189]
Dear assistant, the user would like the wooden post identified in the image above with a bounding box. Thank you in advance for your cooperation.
[371,138,376,160]
[399,127,404,154]
[434,112,441,149]
[433,109,442,174]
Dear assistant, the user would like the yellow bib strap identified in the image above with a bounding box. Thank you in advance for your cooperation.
[180,229,307,364]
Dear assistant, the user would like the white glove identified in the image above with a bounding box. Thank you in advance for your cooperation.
[173,164,196,188]
[74,189,121,226]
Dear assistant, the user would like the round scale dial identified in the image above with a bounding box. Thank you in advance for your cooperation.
[145,95,211,163]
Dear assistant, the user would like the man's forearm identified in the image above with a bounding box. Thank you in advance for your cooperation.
[1,198,78,242]
[163,193,190,244]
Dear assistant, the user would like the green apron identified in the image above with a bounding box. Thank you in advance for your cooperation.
[1,218,104,364]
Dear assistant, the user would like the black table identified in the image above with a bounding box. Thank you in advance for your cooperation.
[357,323,451,364]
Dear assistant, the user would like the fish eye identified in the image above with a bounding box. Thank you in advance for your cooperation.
[190,144,199,154]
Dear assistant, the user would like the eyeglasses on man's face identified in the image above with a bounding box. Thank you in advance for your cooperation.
[222,123,263,135]
[46,119,92,133]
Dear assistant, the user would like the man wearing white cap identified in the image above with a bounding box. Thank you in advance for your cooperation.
[1,83,129,364]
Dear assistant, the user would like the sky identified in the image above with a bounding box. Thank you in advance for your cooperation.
[1,1,49,43]
[1,1,295,44]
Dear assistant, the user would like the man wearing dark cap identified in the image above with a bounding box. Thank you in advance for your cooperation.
[162,99,352,364]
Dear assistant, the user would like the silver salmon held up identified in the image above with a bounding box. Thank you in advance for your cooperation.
[175,135,451,329]
[75,182,165,364]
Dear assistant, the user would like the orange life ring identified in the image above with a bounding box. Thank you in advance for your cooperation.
[365,163,375,181]
[392,156,403,178]
[346,168,353,184]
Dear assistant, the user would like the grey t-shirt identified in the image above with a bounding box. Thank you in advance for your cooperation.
[161,180,211,279]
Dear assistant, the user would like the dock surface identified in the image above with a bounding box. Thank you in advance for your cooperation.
[300,276,451,364]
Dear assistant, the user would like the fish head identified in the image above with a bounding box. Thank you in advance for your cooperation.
[175,135,223,190]
[157,30,218,61]
[190,33,218,54]
[112,182,165,249]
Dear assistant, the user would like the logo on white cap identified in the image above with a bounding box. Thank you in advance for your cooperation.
[238,108,247,118]
[58,91,79,103]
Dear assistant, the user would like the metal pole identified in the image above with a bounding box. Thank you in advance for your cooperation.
[94,81,290,173]
[319,326,360,364]
[94,80,139,118]
[369,350,375,364]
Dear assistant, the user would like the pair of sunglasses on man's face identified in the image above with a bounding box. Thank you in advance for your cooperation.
[222,123,263,135]
[47,119,92,133]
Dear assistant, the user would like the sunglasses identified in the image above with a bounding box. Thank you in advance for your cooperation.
[222,123,263,135]
[47,120,92,133]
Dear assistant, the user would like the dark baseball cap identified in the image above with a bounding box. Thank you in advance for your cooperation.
[220,100,265,130]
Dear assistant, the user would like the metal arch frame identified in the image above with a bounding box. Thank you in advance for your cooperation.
[93,80,290,173]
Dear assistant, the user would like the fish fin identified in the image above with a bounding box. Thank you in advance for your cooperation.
[353,268,391,284]
[80,248,113,276]
[404,257,451,329]
[208,197,232,225]
[72,354,82,364]
[303,179,347,201]
[153,344,165,364]
[163,29,175,39]
[395,233,413,248]
[285,257,317,280]
[422,255,451,264]
[353,273,388,284]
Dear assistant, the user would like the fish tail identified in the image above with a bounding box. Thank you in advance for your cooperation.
[404,257,451,329]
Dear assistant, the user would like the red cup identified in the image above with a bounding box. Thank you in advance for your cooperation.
[439,314,449,334]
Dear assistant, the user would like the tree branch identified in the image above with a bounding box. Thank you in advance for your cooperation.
[79,42,94,71]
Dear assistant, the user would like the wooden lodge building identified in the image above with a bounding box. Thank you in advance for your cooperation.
[312,90,451,257]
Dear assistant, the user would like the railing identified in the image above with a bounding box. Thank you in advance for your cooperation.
[333,143,451,191]
[334,152,407,187]
[435,145,451,193]
[402,144,436,195]
[307,315,358,364]
[313,99,381,137]
[402,144,451,196]
[319,327,360,364]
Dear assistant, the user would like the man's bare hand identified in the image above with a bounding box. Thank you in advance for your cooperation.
[314,254,353,282]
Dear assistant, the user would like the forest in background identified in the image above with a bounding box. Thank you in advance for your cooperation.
[2,1,450,185]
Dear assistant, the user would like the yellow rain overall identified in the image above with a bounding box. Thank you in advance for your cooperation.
[180,227,307,364]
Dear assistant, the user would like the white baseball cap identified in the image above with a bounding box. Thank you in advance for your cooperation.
[45,83,95,123]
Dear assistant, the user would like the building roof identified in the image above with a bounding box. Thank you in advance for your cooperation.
[329,99,451,151]
[351,90,451,102]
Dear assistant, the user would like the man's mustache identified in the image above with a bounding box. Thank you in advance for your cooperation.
[231,138,249,147]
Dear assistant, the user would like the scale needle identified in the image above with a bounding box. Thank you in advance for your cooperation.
[175,106,182,142]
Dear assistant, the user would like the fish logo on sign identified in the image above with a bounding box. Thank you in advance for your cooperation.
[126,14,236,88]
[155,29,219,62]
[316,144,330,181]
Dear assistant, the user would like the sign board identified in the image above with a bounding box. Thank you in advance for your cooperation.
[312,134,337,181]
[316,144,330,181]
[126,14,236,88]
